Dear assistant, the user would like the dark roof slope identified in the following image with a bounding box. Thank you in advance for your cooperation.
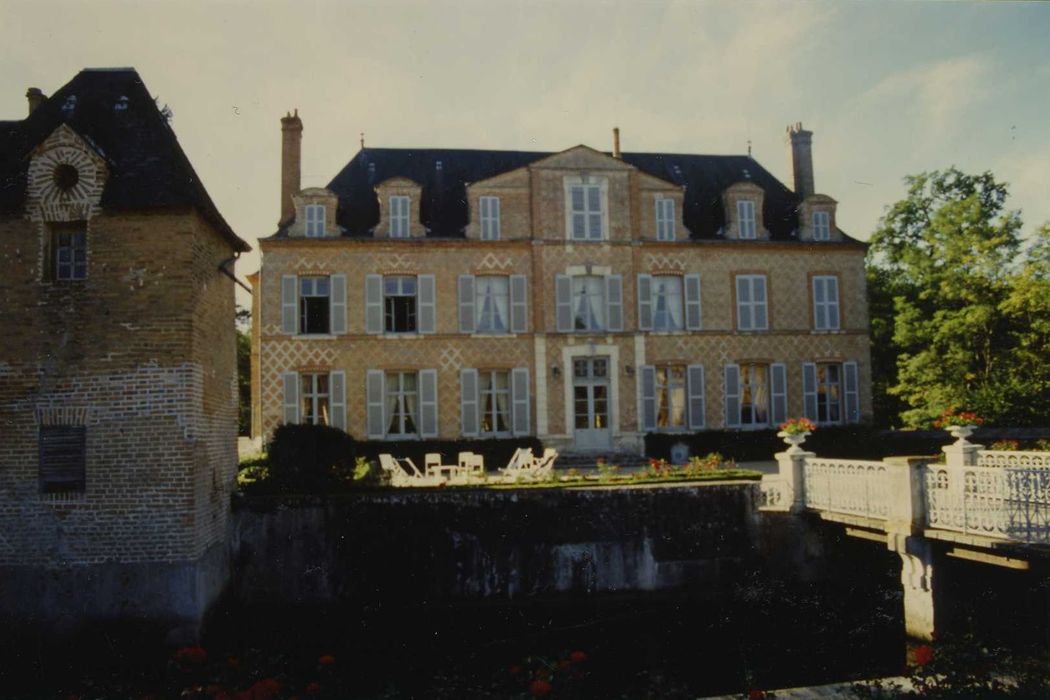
[287,146,860,244]
[0,68,248,251]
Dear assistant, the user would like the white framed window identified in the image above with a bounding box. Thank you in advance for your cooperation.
[299,276,331,335]
[650,275,684,331]
[735,274,768,331]
[304,204,326,237]
[479,196,501,240]
[567,179,605,240]
[383,276,417,333]
[655,366,687,429]
[479,370,511,435]
[812,275,840,330]
[572,275,606,331]
[300,373,330,425]
[475,276,510,333]
[813,211,830,241]
[655,198,675,241]
[737,199,756,239]
[385,371,418,436]
[389,196,410,238]
[53,226,87,280]
[802,361,859,425]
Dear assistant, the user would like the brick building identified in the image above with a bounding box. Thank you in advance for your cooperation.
[0,69,249,637]
[252,116,869,456]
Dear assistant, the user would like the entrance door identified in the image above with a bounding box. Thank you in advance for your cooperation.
[573,357,612,451]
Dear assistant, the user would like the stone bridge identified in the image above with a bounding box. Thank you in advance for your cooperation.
[759,431,1050,640]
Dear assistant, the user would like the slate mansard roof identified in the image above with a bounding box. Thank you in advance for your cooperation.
[0,68,249,252]
[275,145,860,244]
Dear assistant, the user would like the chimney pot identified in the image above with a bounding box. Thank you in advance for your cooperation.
[279,110,304,226]
[785,122,815,199]
[26,87,46,116]
[612,127,621,159]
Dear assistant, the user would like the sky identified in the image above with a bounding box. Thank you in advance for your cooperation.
[2,0,1048,308]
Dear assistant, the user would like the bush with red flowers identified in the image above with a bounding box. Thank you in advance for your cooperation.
[933,408,984,429]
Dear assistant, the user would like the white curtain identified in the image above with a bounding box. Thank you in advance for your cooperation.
[494,372,510,432]
[573,276,605,330]
[476,277,508,332]
[653,277,683,331]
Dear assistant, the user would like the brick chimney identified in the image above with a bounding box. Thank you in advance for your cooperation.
[280,109,303,226]
[26,87,46,116]
[612,127,621,159]
[785,122,815,199]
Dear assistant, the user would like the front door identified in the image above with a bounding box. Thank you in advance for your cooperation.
[573,357,612,451]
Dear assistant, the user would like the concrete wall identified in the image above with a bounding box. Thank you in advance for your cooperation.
[230,484,760,607]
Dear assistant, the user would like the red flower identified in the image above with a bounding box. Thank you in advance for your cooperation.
[509,664,523,675]
[305,681,322,694]
[318,653,336,666]
[749,691,766,700]
[557,659,571,669]
[529,678,552,696]
[175,646,208,665]
[914,644,934,666]
[248,678,281,700]
[569,650,588,663]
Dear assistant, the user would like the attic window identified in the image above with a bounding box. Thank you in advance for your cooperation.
[114,96,128,112]
[61,95,77,115]
[52,164,79,192]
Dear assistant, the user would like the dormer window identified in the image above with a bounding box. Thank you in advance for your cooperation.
[813,211,830,241]
[389,196,410,238]
[655,198,675,241]
[566,178,606,241]
[304,204,326,237]
[737,200,756,239]
[480,196,501,240]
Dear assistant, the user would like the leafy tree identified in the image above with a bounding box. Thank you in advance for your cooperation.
[867,168,1041,427]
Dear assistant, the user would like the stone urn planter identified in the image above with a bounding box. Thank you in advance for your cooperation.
[945,424,978,446]
[777,430,811,454]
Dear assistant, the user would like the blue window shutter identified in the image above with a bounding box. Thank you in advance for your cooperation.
[460,369,479,437]
[770,363,787,425]
[282,371,300,424]
[366,370,385,438]
[511,367,530,435]
[417,275,436,333]
[330,274,347,334]
[606,274,623,331]
[639,365,656,431]
[802,363,818,421]
[281,275,298,334]
[419,369,438,437]
[724,364,741,428]
[365,274,383,334]
[510,275,528,333]
[458,275,476,333]
[844,361,860,423]
[637,274,652,331]
[687,364,705,429]
[330,370,346,431]
[555,275,572,332]
[684,273,702,330]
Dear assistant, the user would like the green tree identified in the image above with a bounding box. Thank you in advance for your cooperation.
[867,168,1030,427]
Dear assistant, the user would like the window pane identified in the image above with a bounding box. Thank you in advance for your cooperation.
[571,186,584,212]
[587,186,600,212]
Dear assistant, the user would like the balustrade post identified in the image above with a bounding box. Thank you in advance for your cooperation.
[776,448,813,513]
[943,438,981,468]
[883,457,929,535]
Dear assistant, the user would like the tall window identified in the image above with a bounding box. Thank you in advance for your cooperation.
[813,275,840,330]
[386,371,418,436]
[655,366,687,429]
[304,204,326,237]
[569,182,604,240]
[475,276,509,333]
[479,196,501,240]
[737,200,756,239]
[740,364,770,426]
[384,276,417,333]
[300,373,330,425]
[299,276,331,334]
[39,425,86,494]
[655,198,675,241]
[479,370,511,434]
[651,275,684,331]
[389,196,410,238]
[572,276,606,331]
[813,211,830,241]
[816,363,842,424]
[53,227,86,280]
[735,274,768,330]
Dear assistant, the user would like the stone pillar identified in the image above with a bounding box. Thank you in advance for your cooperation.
[775,446,813,513]
[890,534,937,641]
[943,437,981,468]
[280,110,303,226]
[883,457,928,535]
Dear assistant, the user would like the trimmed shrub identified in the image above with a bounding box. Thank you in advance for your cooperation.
[266,423,358,490]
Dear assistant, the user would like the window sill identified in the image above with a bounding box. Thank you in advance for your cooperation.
[469,332,519,338]
[381,333,424,339]
[646,329,690,336]
[734,329,770,334]
[296,333,338,340]
[810,329,845,335]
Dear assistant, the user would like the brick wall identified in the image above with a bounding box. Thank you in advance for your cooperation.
[0,209,239,565]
